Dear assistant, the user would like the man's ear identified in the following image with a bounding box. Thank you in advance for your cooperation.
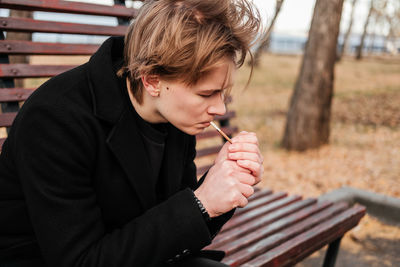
[141,74,161,97]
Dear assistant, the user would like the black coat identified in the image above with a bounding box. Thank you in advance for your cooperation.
[0,37,232,267]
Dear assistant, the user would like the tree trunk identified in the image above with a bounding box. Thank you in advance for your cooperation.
[356,0,373,60]
[282,0,345,151]
[253,0,284,67]
[337,0,358,61]
[6,10,32,88]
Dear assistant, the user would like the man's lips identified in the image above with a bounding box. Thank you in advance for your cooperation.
[199,121,211,127]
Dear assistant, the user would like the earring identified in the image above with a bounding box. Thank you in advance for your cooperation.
[154,89,160,96]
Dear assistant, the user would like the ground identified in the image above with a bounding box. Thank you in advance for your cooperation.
[229,53,400,266]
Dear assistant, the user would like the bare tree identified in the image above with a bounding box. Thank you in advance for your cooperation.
[338,0,358,60]
[384,0,400,54]
[282,0,345,151]
[253,0,285,67]
[368,0,388,54]
[356,0,374,60]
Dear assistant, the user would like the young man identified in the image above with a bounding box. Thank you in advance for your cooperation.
[0,0,263,266]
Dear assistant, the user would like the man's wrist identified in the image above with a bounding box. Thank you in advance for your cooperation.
[191,190,211,222]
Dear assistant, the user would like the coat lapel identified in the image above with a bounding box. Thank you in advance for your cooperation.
[106,108,157,210]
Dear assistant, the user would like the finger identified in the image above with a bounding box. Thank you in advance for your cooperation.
[237,183,254,198]
[231,132,258,145]
[228,151,262,163]
[229,160,251,173]
[237,160,263,178]
[235,172,256,185]
[229,142,260,154]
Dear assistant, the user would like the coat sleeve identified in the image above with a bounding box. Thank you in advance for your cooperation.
[181,136,235,241]
[10,103,212,267]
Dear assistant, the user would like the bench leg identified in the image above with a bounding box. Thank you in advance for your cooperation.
[322,236,342,267]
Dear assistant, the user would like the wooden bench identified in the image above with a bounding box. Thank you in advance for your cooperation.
[0,1,366,266]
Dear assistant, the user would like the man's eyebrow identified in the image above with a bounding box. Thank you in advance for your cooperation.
[199,84,233,92]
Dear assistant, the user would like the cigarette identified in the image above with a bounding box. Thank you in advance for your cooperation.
[210,121,233,144]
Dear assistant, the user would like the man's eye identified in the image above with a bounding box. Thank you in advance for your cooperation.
[200,90,222,97]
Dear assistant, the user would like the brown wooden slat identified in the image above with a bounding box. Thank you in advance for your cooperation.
[209,196,313,249]
[196,164,212,176]
[224,95,232,104]
[221,201,342,263]
[0,112,16,127]
[0,87,34,102]
[0,17,128,36]
[0,0,138,18]
[196,145,222,158]
[222,202,349,266]
[241,205,366,267]
[221,195,304,232]
[196,126,238,141]
[0,138,5,149]
[246,188,272,203]
[215,110,236,121]
[0,40,99,55]
[234,189,275,216]
[221,192,288,232]
[0,64,76,78]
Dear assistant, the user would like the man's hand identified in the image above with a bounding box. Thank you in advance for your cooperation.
[194,131,264,217]
[194,160,255,217]
[214,131,264,184]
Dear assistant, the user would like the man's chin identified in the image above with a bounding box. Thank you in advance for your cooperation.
[182,127,206,136]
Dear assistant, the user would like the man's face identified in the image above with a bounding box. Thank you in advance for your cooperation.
[156,59,235,135]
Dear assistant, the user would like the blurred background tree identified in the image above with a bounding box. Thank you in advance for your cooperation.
[337,0,358,61]
[282,0,345,151]
[253,0,285,67]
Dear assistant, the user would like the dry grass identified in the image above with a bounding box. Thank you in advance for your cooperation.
[228,53,400,199]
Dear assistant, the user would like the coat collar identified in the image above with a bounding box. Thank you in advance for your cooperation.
[86,36,126,124]
[85,37,187,210]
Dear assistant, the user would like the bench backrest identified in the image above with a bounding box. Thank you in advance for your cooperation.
[0,0,237,176]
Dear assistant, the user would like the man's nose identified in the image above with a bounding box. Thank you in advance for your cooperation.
[207,93,226,116]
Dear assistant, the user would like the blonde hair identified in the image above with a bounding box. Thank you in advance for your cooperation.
[118,0,261,104]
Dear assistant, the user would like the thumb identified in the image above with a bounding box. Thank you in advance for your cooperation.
[214,140,231,164]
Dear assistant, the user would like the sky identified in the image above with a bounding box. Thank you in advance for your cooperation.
[0,0,376,37]
[253,0,372,36]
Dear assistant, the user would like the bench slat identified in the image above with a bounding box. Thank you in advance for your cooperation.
[214,110,236,121]
[0,17,128,36]
[246,188,272,202]
[0,88,34,102]
[0,0,138,18]
[0,64,76,78]
[0,40,99,55]
[221,192,288,232]
[241,205,366,267]
[0,112,16,127]
[210,197,313,248]
[196,164,211,176]
[220,195,303,234]
[221,201,343,263]
[196,145,222,158]
[196,126,238,141]
[0,138,5,149]
[233,190,281,217]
